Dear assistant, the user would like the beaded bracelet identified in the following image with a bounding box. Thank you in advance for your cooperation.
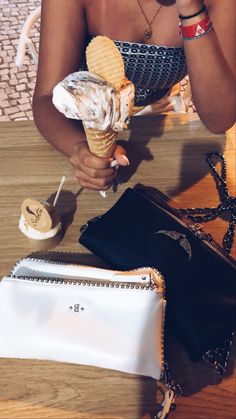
[180,15,213,40]
[179,4,206,20]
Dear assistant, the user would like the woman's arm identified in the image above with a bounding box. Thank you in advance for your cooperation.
[33,0,87,157]
[176,0,236,133]
[33,0,128,190]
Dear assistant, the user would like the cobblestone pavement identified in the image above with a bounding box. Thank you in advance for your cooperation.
[0,0,197,122]
[0,0,40,121]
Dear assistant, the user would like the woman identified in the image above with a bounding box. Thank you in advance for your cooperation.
[33,0,236,191]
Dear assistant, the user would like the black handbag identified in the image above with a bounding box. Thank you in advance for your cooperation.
[80,153,236,374]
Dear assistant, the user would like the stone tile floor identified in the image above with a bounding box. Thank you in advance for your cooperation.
[0,0,197,122]
[0,0,40,121]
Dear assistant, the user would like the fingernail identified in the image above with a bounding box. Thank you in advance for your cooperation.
[99,190,107,198]
[110,159,118,168]
[120,155,130,165]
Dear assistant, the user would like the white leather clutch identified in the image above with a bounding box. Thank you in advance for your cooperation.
[0,258,166,380]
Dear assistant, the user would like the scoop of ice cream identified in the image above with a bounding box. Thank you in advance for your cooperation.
[52,71,134,132]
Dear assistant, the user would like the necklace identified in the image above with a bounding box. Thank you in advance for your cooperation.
[136,0,162,39]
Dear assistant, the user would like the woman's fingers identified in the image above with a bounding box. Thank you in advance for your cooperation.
[70,141,129,190]
[114,145,130,166]
[74,167,116,186]
[71,143,115,188]
[76,162,115,179]
[75,170,115,190]
[72,141,113,169]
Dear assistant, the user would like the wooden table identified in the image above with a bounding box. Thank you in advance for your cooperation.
[0,115,235,419]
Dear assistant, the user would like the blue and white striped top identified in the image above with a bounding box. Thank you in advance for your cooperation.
[81,37,187,106]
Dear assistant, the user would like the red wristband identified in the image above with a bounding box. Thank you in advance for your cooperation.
[180,15,213,39]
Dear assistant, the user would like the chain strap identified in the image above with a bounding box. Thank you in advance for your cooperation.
[202,333,234,375]
[178,152,236,254]
[136,0,162,26]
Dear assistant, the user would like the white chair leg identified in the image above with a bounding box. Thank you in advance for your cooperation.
[15,6,41,68]
[26,37,39,66]
[182,76,192,111]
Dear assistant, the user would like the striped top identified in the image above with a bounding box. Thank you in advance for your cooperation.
[81,37,187,106]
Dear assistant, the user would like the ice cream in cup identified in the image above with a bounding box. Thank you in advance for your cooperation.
[19,176,65,251]
[19,198,63,251]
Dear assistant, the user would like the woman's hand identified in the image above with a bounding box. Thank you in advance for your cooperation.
[70,141,129,191]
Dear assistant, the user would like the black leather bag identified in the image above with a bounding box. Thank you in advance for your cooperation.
[80,185,236,373]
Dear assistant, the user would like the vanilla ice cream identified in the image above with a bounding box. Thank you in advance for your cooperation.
[19,215,62,240]
[52,71,134,132]
[19,214,63,251]
[19,196,63,253]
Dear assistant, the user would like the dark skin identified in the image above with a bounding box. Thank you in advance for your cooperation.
[33,0,236,191]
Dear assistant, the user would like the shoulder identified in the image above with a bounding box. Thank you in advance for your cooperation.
[37,0,88,95]
[41,0,86,19]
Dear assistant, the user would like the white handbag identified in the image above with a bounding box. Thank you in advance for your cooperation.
[0,257,180,418]
[0,257,166,380]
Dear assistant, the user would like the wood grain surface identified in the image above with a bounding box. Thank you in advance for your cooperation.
[0,115,235,419]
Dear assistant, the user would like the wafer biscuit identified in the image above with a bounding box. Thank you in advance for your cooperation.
[83,125,117,158]
[86,36,125,91]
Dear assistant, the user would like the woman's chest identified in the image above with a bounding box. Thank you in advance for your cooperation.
[85,0,182,47]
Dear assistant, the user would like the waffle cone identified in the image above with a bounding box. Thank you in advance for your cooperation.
[84,36,133,157]
[86,36,125,91]
[83,124,118,158]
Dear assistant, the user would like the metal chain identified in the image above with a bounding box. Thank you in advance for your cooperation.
[136,0,162,26]
[202,333,234,375]
[162,361,182,397]
[178,152,236,254]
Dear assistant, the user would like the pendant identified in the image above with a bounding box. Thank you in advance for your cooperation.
[145,26,152,39]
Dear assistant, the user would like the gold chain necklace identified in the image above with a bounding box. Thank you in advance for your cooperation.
[136,0,162,39]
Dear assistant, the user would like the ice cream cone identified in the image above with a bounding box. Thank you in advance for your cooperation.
[85,36,128,158]
[52,36,135,162]
[83,125,118,158]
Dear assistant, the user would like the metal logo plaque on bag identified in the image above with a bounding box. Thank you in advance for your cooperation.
[155,230,192,261]
[69,304,85,313]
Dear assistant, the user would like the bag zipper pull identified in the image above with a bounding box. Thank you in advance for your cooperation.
[155,389,175,419]
[155,361,182,419]
[192,223,203,231]
[190,224,213,242]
